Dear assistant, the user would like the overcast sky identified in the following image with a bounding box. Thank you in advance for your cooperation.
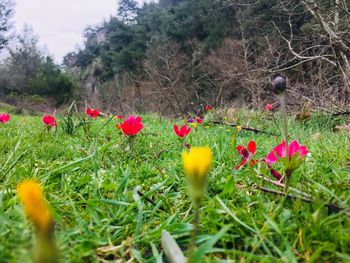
[14,0,147,63]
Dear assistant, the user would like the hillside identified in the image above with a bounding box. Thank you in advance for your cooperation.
[64,0,350,114]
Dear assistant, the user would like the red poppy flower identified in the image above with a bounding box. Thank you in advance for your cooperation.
[117,115,123,119]
[120,115,143,136]
[43,115,57,127]
[204,105,213,111]
[86,108,99,118]
[265,104,273,111]
[235,140,258,169]
[0,113,10,123]
[195,117,203,124]
[173,124,191,138]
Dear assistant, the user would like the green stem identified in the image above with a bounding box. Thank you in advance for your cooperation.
[280,95,289,159]
[280,95,290,191]
[187,200,201,263]
[284,172,290,194]
[271,113,282,137]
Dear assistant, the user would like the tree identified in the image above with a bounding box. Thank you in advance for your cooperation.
[0,0,13,51]
[0,25,76,105]
[118,0,139,23]
[3,25,42,93]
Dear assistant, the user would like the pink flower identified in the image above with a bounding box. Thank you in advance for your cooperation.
[0,113,10,123]
[43,115,57,127]
[86,108,99,118]
[266,140,308,165]
[173,124,191,138]
[265,104,273,111]
[204,105,213,111]
[235,140,258,169]
[120,115,143,136]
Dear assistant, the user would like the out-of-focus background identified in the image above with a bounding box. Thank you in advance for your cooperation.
[0,0,349,115]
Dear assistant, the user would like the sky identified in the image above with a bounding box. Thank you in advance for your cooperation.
[14,0,147,63]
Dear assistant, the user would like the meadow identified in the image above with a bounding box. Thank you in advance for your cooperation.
[0,108,350,262]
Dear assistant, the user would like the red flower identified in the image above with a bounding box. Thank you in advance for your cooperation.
[195,117,203,124]
[43,115,57,127]
[0,113,10,123]
[173,124,191,138]
[266,140,308,165]
[117,115,123,119]
[235,140,258,169]
[204,105,213,111]
[265,104,273,111]
[120,115,143,136]
[86,108,99,118]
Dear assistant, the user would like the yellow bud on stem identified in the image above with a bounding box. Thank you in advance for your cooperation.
[182,147,212,202]
[17,180,53,235]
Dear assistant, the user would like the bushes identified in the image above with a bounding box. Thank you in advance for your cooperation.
[28,57,76,105]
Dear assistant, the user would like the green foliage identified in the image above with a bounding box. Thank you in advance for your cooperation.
[0,26,76,105]
[0,0,13,51]
[0,112,350,261]
[60,101,86,135]
[68,0,237,79]
[28,57,76,105]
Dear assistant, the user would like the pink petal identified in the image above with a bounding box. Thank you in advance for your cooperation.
[274,141,286,158]
[288,140,300,157]
[266,151,278,164]
[298,146,308,157]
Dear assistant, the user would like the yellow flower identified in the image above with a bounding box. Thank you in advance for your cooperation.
[17,180,52,234]
[189,123,198,129]
[182,147,213,201]
[236,125,242,131]
[205,126,209,129]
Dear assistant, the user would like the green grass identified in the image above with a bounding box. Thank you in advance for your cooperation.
[0,111,350,262]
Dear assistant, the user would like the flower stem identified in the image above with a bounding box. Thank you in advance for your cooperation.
[280,94,290,191]
[284,173,290,194]
[279,95,289,159]
[187,200,201,263]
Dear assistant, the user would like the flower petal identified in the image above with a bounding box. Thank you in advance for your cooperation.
[235,159,247,170]
[266,151,278,164]
[288,140,300,157]
[274,140,286,158]
[236,145,244,155]
[247,141,256,155]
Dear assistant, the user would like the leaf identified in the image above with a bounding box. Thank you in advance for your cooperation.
[191,225,230,262]
[161,230,187,263]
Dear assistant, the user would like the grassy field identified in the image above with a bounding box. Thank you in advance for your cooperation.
[0,109,350,262]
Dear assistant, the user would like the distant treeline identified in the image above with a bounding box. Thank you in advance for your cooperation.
[0,1,75,108]
[64,0,350,114]
[2,0,349,113]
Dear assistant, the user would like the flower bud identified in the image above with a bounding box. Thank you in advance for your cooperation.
[272,75,287,95]
[182,147,212,202]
